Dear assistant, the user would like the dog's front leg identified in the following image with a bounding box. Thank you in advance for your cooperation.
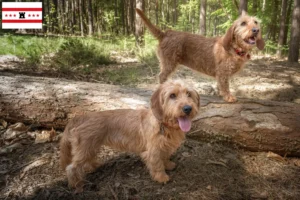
[216,75,237,103]
[141,150,170,184]
[162,152,176,171]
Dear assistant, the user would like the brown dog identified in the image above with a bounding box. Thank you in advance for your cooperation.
[60,80,200,192]
[136,9,265,102]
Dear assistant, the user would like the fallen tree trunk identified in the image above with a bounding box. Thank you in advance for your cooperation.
[190,96,300,157]
[1,73,300,156]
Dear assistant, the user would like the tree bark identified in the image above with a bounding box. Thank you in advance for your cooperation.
[277,0,288,58]
[173,0,177,27]
[239,0,248,15]
[155,0,159,25]
[288,0,300,62]
[78,0,84,36]
[1,74,300,156]
[87,0,94,36]
[284,0,293,45]
[190,97,300,157]
[199,0,207,35]
[135,0,145,47]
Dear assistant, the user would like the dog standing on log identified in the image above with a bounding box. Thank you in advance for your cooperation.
[60,80,200,192]
[136,9,265,102]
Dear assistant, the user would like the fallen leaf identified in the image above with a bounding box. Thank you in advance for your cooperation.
[8,122,28,131]
[35,128,57,144]
[3,122,28,140]
[127,172,140,178]
[206,159,228,168]
[20,157,50,178]
[0,119,7,129]
[206,185,212,190]
[267,151,286,163]
[0,143,23,155]
[182,152,191,157]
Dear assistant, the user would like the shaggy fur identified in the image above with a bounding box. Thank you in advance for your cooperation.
[136,9,265,102]
[60,80,200,192]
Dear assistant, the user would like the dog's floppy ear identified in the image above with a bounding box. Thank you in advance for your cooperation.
[192,89,201,108]
[195,90,201,108]
[222,25,234,51]
[256,30,265,50]
[151,86,163,121]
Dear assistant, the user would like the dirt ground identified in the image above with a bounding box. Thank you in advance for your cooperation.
[0,55,300,200]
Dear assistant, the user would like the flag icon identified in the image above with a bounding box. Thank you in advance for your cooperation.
[2,2,42,29]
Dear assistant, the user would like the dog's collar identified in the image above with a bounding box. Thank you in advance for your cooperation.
[233,48,251,59]
[234,48,247,56]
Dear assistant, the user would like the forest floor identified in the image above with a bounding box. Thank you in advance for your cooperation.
[0,54,300,200]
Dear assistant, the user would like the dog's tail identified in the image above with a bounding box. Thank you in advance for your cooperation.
[60,131,72,171]
[136,8,164,40]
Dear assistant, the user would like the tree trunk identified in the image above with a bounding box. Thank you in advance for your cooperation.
[78,0,84,36]
[1,74,300,156]
[190,97,300,157]
[52,0,58,33]
[114,0,119,34]
[173,0,177,27]
[270,0,280,41]
[47,0,50,33]
[61,0,65,34]
[87,0,94,36]
[42,0,47,33]
[277,0,288,58]
[135,0,145,47]
[130,0,135,34]
[239,0,247,15]
[288,0,300,62]
[284,0,293,45]
[71,0,76,34]
[199,0,207,35]
[121,0,126,35]
[155,0,159,25]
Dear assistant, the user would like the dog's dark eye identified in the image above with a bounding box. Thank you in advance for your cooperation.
[187,91,192,97]
[170,93,176,99]
[254,21,258,25]
[241,22,246,26]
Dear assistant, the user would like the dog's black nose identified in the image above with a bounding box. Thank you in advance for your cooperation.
[183,105,192,115]
[252,28,259,33]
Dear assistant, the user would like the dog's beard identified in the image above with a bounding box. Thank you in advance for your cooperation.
[177,117,192,132]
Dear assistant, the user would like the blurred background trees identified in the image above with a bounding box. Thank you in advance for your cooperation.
[0,0,299,62]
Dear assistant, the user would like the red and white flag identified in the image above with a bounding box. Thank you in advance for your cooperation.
[2,2,42,29]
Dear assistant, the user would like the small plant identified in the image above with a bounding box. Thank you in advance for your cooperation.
[52,38,115,72]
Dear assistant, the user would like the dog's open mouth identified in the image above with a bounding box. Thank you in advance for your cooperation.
[245,36,256,45]
[177,116,192,132]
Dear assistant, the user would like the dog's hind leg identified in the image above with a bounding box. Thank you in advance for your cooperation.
[157,49,177,83]
[67,143,98,193]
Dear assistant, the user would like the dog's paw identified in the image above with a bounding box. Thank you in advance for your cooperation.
[165,161,176,171]
[153,172,170,184]
[224,95,237,103]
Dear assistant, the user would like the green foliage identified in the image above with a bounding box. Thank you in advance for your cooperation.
[265,40,289,55]
[0,34,63,67]
[51,38,115,72]
[136,34,159,69]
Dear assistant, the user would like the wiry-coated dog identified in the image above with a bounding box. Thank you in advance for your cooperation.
[136,9,265,102]
[60,80,200,192]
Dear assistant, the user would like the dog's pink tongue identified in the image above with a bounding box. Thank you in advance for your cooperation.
[178,117,191,132]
